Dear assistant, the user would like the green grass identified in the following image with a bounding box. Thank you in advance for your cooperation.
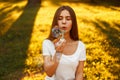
[0,0,120,80]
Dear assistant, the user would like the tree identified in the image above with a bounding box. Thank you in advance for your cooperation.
[27,0,41,6]
[90,0,96,3]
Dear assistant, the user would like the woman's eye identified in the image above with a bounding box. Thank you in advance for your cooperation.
[58,17,63,20]
[66,17,71,20]
[58,16,71,20]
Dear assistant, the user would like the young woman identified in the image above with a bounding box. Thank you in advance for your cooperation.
[42,6,86,80]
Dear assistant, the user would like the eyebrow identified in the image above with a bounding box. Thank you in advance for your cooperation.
[59,16,71,17]
[58,16,71,19]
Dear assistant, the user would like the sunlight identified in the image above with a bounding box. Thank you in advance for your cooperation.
[23,1,58,79]
[0,1,27,35]
[1,10,22,35]
[23,1,62,80]
[24,0,120,79]
[1,0,119,79]
[21,73,46,80]
[25,0,60,62]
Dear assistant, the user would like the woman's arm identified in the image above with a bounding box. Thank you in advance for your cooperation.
[43,39,65,77]
[75,61,84,80]
[43,37,66,77]
[43,53,61,77]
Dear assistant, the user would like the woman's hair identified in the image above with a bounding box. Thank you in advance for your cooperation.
[48,6,79,41]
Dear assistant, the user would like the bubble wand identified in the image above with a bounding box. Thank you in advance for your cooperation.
[52,27,66,46]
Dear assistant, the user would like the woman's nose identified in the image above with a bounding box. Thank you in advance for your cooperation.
[62,18,66,24]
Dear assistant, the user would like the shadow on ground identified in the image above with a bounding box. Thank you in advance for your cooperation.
[0,0,22,3]
[0,2,41,80]
[50,0,120,8]
[92,19,120,79]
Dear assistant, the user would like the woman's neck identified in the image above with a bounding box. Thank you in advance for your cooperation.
[64,32,73,43]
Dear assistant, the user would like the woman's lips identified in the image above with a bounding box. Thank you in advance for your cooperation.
[61,27,67,30]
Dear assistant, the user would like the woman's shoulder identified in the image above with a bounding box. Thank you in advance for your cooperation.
[78,40,86,48]
[42,39,53,45]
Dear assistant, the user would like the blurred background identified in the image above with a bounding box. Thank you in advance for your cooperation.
[0,0,120,80]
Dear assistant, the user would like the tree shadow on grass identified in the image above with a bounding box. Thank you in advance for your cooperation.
[92,19,120,79]
[50,0,120,9]
[0,5,24,35]
[0,2,41,80]
[0,0,22,3]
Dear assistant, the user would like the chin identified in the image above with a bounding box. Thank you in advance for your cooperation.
[64,31,70,34]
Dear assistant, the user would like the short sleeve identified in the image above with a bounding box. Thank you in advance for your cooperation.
[79,42,86,61]
[42,39,56,56]
[42,40,50,55]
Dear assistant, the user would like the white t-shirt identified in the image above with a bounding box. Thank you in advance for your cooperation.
[42,39,86,80]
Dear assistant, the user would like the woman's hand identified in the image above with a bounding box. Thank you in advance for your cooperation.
[53,37,66,62]
[53,37,66,53]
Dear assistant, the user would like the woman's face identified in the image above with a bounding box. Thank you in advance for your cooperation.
[57,10,72,33]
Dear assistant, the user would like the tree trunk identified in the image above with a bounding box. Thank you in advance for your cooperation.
[27,0,41,6]
[90,0,96,3]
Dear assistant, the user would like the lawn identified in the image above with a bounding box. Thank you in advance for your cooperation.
[0,0,120,80]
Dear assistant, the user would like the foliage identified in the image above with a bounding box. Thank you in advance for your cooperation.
[0,0,120,80]
[0,0,26,2]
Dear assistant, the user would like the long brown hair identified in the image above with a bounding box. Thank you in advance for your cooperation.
[48,6,79,41]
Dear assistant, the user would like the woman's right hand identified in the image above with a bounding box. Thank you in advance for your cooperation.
[53,37,66,53]
[53,37,66,62]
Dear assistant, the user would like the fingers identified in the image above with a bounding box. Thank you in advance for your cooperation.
[62,41,66,47]
[53,36,61,44]
[55,46,63,53]
[53,38,59,44]
[55,41,66,53]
